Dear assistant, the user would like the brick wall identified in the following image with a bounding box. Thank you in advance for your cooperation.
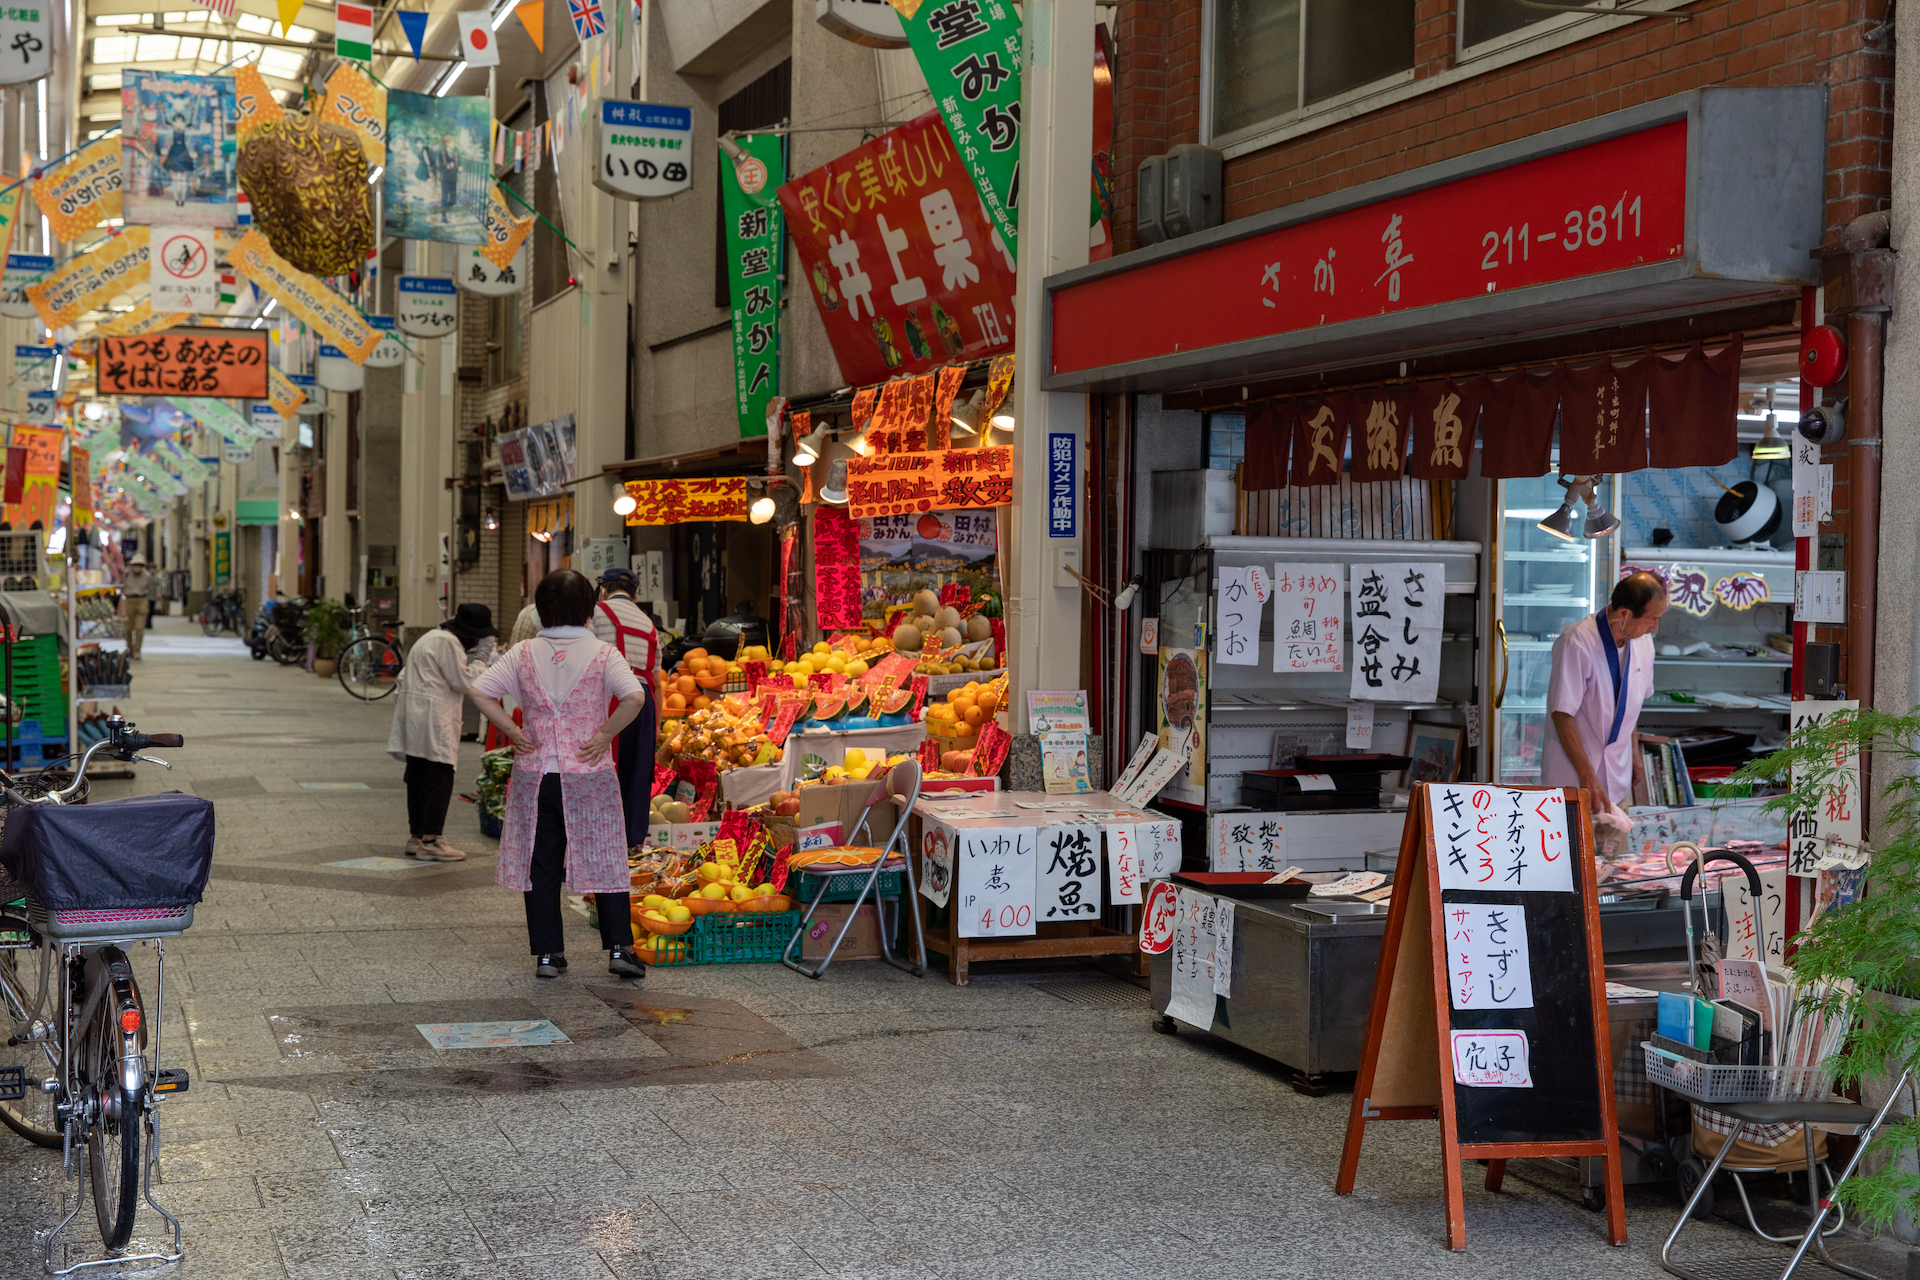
[1111,0,1891,254]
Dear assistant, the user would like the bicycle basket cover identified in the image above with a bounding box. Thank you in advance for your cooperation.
[0,792,216,911]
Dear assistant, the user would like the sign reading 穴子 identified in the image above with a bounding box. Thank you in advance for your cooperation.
[595,102,693,200]
[721,133,784,440]
[887,0,1021,261]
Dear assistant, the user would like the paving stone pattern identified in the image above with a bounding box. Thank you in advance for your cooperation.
[0,620,1906,1277]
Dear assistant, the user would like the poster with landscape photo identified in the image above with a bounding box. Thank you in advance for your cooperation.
[383,91,489,243]
[858,509,999,622]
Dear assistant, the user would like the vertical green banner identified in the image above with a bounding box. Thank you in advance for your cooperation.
[721,134,786,440]
[889,0,1023,262]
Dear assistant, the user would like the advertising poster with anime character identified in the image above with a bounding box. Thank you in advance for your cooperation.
[383,91,489,243]
[122,71,238,226]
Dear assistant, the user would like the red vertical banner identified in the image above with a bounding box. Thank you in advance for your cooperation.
[813,505,863,631]
[2,446,26,506]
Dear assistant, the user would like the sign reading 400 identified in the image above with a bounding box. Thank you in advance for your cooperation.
[594,101,692,201]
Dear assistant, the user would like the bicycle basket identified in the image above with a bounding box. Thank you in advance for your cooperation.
[0,792,215,911]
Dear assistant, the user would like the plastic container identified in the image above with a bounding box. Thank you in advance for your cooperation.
[788,868,904,904]
[1642,1042,1836,1105]
[694,908,801,964]
[1,720,66,769]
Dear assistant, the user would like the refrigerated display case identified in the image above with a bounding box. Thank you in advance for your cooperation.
[1493,473,1618,784]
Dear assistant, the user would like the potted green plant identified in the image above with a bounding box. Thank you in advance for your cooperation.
[1729,708,1920,1233]
[305,597,349,678]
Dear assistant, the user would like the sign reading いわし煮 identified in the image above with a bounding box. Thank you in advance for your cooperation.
[595,101,693,200]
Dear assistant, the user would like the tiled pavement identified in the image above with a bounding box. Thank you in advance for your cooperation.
[0,617,1908,1278]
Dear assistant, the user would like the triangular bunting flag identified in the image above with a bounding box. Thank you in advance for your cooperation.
[515,0,545,51]
[397,10,427,59]
[275,0,301,34]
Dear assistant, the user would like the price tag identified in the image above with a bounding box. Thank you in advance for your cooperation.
[1346,703,1375,749]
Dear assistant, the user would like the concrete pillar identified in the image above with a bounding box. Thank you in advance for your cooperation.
[1007,0,1096,732]
[275,415,298,596]
[400,241,456,624]
[322,390,351,601]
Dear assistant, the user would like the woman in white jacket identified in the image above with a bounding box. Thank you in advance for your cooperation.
[386,604,498,860]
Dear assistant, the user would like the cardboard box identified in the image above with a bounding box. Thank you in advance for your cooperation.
[799,903,883,961]
[794,781,893,848]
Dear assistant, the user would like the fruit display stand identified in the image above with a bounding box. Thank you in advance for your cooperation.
[626,817,799,966]
[906,789,1157,985]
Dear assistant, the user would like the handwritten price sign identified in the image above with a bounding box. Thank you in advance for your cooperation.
[1139,879,1178,953]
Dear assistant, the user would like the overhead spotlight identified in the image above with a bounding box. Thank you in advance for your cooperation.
[793,424,830,467]
[819,458,850,505]
[949,389,984,438]
[989,405,1015,433]
[611,477,637,517]
[847,428,875,457]
[482,507,500,531]
[1536,476,1579,541]
[1582,499,1620,540]
[1752,398,1791,461]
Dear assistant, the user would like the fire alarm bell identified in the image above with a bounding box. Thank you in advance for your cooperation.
[1801,324,1846,388]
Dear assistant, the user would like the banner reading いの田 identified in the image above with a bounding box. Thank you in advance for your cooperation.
[97,329,269,398]
[621,478,750,526]
[721,133,784,440]
[777,109,1016,388]
[844,445,1013,521]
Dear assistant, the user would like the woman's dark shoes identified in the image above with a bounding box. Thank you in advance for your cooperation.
[534,954,567,979]
[608,949,646,979]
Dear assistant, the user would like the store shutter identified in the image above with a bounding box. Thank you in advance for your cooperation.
[1479,367,1564,479]
[1647,334,1742,469]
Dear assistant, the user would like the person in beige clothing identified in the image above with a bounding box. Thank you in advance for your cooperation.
[122,556,153,661]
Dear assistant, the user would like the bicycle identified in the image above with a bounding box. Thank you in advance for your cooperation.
[195,588,243,638]
[336,605,406,701]
[0,717,206,1273]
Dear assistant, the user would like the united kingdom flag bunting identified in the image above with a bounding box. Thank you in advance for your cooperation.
[567,0,604,39]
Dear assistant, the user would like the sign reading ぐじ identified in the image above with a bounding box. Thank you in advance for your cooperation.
[594,101,692,200]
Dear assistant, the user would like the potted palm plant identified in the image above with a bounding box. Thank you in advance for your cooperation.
[305,597,349,678]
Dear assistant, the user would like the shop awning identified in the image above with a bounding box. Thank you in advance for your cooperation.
[1043,88,1825,396]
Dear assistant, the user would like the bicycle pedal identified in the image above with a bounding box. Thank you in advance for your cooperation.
[0,1064,23,1100]
[152,1067,189,1094]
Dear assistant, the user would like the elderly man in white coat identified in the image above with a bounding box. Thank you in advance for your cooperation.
[1543,571,1668,816]
[387,604,498,860]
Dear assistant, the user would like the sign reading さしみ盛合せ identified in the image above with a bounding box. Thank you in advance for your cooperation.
[1349,562,1442,703]
[595,101,693,201]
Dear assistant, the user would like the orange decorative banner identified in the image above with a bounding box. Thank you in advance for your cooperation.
[5,426,63,532]
[228,229,380,364]
[94,299,190,339]
[319,62,387,168]
[232,65,284,143]
[983,353,1015,421]
[98,329,270,398]
[844,445,1013,520]
[267,365,307,419]
[28,226,150,330]
[930,363,966,450]
[70,446,92,527]
[481,186,534,268]
[30,136,123,243]
[622,478,750,525]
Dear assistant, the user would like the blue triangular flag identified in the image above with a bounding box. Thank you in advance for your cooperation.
[397,10,427,60]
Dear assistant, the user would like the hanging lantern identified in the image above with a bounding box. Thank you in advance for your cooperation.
[237,110,375,278]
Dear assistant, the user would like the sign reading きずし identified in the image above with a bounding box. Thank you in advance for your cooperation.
[595,101,693,200]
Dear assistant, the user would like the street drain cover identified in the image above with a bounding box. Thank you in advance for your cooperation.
[1031,979,1149,1008]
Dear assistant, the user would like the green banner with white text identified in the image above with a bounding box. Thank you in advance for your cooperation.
[721,133,786,440]
[889,0,1022,262]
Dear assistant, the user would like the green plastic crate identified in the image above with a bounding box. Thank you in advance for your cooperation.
[788,868,903,904]
[691,909,801,964]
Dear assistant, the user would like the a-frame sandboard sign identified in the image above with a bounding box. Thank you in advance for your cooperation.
[1335,782,1627,1250]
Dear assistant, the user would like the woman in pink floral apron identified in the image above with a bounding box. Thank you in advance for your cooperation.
[470,570,650,980]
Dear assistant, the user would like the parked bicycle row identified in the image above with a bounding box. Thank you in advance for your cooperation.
[197,593,407,702]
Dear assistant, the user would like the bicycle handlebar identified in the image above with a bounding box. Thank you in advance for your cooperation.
[0,717,184,805]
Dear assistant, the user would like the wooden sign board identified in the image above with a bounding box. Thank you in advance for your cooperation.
[97,329,269,399]
[1335,782,1625,1250]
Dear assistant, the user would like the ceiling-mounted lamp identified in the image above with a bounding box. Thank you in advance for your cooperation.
[748,479,775,524]
[1537,475,1579,541]
[611,477,637,517]
[1752,389,1791,461]
[819,458,850,505]
[949,389,985,439]
[792,423,830,467]
[531,529,553,543]
[482,507,500,531]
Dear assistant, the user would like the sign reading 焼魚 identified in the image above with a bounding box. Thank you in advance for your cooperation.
[594,101,693,201]
[396,275,458,337]
[721,133,784,440]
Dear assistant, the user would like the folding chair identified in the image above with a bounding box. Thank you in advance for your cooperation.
[781,760,928,979]
[1661,1067,1913,1280]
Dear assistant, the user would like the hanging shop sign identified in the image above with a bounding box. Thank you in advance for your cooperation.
[122,71,239,228]
[0,3,52,85]
[722,134,785,440]
[212,528,231,581]
[817,0,908,47]
[249,403,282,442]
[11,344,53,394]
[885,0,1021,260]
[222,440,253,464]
[0,176,23,275]
[27,225,149,330]
[593,101,693,201]
[0,253,49,318]
[30,134,121,242]
[227,229,381,364]
[620,478,750,526]
[843,444,1013,520]
[149,225,220,312]
[98,327,268,398]
[777,109,1016,387]
[458,242,527,296]
[1046,90,1827,393]
[289,372,324,415]
[396,275,459,335]
[365,316,408,368]
[316,343,366,392]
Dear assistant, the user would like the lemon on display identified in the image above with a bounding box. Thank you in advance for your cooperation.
[699,883,728,900]
[664,903,692,923]
[728,884,752,902]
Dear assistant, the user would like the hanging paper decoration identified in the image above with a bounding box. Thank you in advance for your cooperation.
[122,71,239,227]
[455,11,499,67]
[227,228,381,364]
[813,505,862,631]
[92,300,188,339]
[237,110,373,277]
[397,10,428,60]
[568,0,604,39]
[232,65,283,143]
[930,364,966,451]
[851,386,876,428]
[26,226,148,330]
[273,0,301,34]
[481,188,533,269]
[1713,573,1770,611]
[334,2,374,61]
[1666,566,1715,618]
[266,365,308,419]
[384,90,490,244]
[982,354,1015,421]
[29,135,122,243]
[319,62,388,170]
[516,0,546,52]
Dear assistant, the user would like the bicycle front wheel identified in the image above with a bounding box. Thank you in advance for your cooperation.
[0,911,59,1147]
[199,611,223,637]
[268,631,302,666]
[85,998,140,1249]
[338,637,403,701]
